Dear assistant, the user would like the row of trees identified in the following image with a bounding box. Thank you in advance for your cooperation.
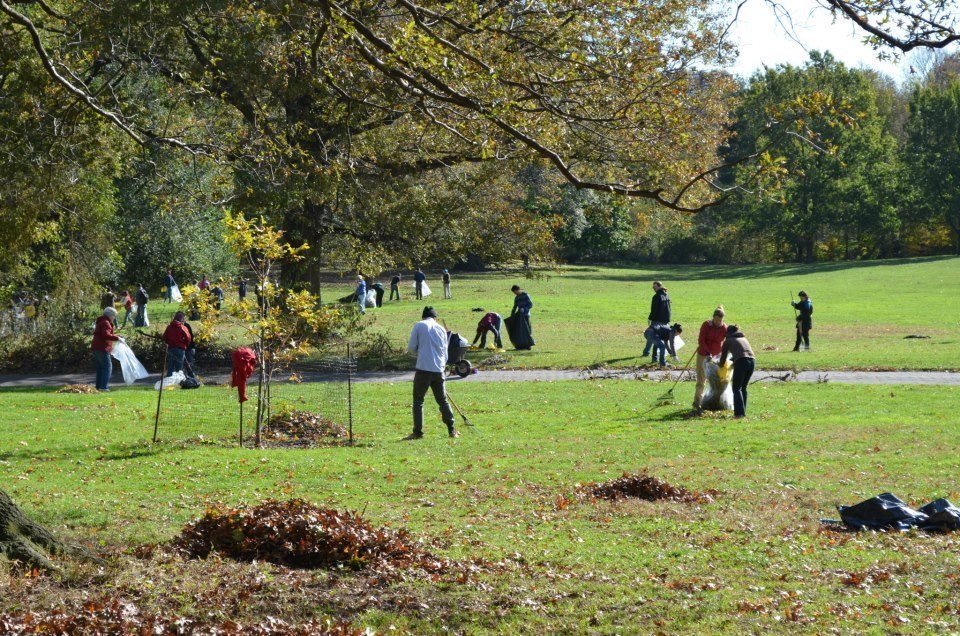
[2,1,960,306]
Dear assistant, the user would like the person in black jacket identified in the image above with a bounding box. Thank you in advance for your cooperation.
[648,281,671,326]
[791,290,813,351]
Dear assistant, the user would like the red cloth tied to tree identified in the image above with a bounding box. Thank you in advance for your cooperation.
[231,347,257,403]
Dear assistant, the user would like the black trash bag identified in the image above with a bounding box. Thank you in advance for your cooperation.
[338,292,359,304]
[918,498,960,531]
[180,376,202,389]
[838,492,928,531]
[504,314,535,350]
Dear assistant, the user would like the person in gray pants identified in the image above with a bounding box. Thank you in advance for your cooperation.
[404,306,458,439]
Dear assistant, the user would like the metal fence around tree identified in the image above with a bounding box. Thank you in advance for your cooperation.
[150,345,357,447]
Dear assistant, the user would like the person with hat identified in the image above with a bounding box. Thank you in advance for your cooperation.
[791,291,813,351]
[719,324,756,418]
[442,269,452,299]
[405,306,458,439]
[162,311,192,376]
[91,307,121,391]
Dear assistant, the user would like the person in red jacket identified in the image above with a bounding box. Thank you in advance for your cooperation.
[91,307,121,391]
[163,311,193,376]
[694,306,727,412]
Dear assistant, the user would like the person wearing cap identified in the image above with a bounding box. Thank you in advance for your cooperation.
[405,306,458,439]
[355,275,367,315]
[694,307,727,412]
[791,291,813,351]
[163,311,193,376]
[91,306,121,391]
[719,324,756,418]
[442,269,452,299]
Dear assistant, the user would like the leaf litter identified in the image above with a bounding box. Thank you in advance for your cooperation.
[259,411,348,447]
[578,472,716,504]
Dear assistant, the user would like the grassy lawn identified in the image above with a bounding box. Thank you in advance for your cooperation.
[326,256,960,372]
[3,380,960,632]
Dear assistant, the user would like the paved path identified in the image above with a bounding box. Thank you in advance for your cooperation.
[1,368,959,388]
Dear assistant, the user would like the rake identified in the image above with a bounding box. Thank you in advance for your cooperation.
[651,349,697,407]
[445,391,474,427]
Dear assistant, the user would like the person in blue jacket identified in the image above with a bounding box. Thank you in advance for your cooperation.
[791,290,813,351]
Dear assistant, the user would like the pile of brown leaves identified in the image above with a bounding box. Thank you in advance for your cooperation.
[56,384,98,394]
[261,411,347,447]
[0,597,365,635]
[582,473,714,504]
[173,499,450,574]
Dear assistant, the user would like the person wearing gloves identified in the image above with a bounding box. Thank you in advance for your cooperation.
[791,290,813,351]
[405,306,458,440]
[694,307,727,412]
[719,324,756,418]
[355,275,367,315]
[163,311,193,376]
[91,307,121,391]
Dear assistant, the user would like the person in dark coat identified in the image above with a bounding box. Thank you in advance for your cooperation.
[100,289,117,327]
[719,325,756,418]
[648,281,671,326]
[164,270,176,303]
[372,281,385,307]
[652,323,683,367]
[791,291,813,351]
[414,268,426,300]
[505,285,535,350]
[134,284,149,327]
[210,284,224,310]
[91,307,121,391]
[183,319,198,378]
[390,273,402,301]
[237,278,248,302]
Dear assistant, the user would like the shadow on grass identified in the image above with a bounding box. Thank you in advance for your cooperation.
[560,255,958,283]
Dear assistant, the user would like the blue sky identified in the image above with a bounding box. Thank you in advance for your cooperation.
[726,0,911,82]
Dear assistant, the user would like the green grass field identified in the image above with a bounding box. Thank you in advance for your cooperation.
[3,380,960,632]
[134,256,960,372]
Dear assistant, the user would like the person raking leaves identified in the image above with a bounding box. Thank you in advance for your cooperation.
[404,306,459,440]
[791,290,813,351]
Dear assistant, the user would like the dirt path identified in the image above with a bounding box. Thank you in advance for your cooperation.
[1,368,958,388]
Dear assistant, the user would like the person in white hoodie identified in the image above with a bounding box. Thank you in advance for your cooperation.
[404,306,458,439]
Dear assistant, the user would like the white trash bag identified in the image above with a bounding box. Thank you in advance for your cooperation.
[364,289,377,308]
[414,281,432,297]
[170,284,183,303]
[154,371,186,390]
[110,341,150,385]
[673,335,685,351]
[701,359,734,411]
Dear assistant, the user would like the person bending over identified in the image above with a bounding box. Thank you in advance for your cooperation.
[719,324,756,419]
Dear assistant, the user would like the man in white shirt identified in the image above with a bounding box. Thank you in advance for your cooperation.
[405,306,458,439]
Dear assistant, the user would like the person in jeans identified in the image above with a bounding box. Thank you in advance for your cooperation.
[163,311,192,376]
[694,307,727,411]
[719,324,756,418]
[405,306,458,439]
[120,290,134,328]
[91,307,121,391]
[442,269,451,299]
[390,273,402,301]
[791,290,813,351]
[472,312,503,349]
[652,323,683,367]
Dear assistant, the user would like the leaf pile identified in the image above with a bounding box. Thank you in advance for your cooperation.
[582,473,714,504]
[173,499,450,573]
[0,597,365,635]
[56,384,98,394]
[262,411,347,447]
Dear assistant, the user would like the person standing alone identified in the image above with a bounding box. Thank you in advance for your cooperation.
[390,273,402,301]
[791,291,813,351]
[405,306,458,439]
[442,269,452,299]
[164,270,176,303]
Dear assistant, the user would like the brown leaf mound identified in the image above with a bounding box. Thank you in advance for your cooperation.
[0,597,364,635]
[583,473,713,504]
[56,384,98,394]
[173,499,449,573]
[262,411,347,446]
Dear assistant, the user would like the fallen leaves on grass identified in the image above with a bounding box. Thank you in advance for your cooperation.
[261,411,347,447]
[56,384,98,394]
[580,473,715,504]
[0,597,365,635]
[173,499,452,575]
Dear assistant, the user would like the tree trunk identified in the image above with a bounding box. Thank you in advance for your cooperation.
[0,489,69,570]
